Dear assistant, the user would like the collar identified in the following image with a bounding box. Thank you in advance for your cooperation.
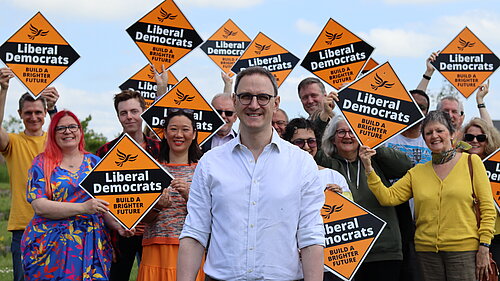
[230,128,282,153]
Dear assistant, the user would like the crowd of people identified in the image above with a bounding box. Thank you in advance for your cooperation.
[0,49,499,281]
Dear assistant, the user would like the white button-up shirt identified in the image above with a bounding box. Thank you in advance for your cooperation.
[181,131,325,280]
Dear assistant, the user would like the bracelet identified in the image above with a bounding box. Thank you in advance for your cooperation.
[422,74,431,80]
[478,103,486,108]
[47,106,58,115]
[480,242,490,248]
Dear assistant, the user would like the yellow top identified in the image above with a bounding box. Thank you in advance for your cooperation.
[2,132,46,231]
[367,153,495,252]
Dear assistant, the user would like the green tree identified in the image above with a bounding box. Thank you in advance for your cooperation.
[81,115,107,153]
[2,115,23,133]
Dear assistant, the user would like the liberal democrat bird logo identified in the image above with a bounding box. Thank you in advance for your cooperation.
[371,73,394,90]
[174,89,194,105]
[115,149,138,167]
[158,8,177,22]
[254,43,271,55]
[148,65,156,79]
[325,31,343,45]
[457,37,475,51]
[322,204,344,219]
[222,28,238,39]
[27,24,49,40]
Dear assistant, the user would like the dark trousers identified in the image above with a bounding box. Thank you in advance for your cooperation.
[491,234,500,266]
[354,260,402,281]
[109,235,143,281]
[12,230,24,281]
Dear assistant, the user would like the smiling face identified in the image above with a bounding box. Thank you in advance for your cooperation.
[465,125,487,158]
[18,99,46,135]
[439,99,464,130]
[55,115,82,151]
[117,98,143,135]
[233,73,280,134]
[164,115,196,155]
[290,128,317,157]
[332,120,359,156]
[423,121,454,153]
[299,83,325,116]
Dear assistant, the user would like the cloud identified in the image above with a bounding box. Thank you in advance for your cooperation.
[295,19,321,36]
[383,0,468,4]
[437,10,500,46]
[7,0,262,21]
[359,28,435,58]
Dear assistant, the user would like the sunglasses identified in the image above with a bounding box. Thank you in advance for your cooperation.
[167,108,194,115]
[216,109,234,117]
[464,133,487,142]
[291,138,317,149]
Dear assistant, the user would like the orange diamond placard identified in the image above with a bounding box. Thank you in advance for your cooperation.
[483,148,500,211]
[200,19,251,76]
[431,27,500,98]
[126,0,203,71]
[301,18,374,90]
[359,58,379,77]
[80,134,173,230]
[337,62,425,149]
[231,32,300,87]
[322,190,386,281]
[119,64,179,108]
[0,12,80,98]
[141,77,225,144]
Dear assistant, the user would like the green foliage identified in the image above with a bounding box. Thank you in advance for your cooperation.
[2,115,22,134]
[81,115,107,153]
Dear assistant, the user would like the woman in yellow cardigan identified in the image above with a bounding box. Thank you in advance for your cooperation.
[359,110,496,281]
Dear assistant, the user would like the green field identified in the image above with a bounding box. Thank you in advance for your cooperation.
[0,164,138,281]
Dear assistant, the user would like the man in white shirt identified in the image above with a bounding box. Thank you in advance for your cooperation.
[177,67,325,281]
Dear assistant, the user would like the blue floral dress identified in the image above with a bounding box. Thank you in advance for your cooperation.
[21,153,112,281]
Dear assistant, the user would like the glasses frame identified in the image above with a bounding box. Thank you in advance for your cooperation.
[216,109,234,117]
[55,124,80,134]
[464,133,487,143]
[236,93,276,106]
[291,138,317,149]
[335,129,355,138]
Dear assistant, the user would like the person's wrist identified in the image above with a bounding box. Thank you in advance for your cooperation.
[477,103,486,109]
[480,242,490,248]
[423,74,432,80]
[47,105,58,115]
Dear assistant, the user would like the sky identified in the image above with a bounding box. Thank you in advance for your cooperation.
[1,0,499,140]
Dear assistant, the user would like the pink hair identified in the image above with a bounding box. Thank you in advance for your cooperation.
[42,110,87,199]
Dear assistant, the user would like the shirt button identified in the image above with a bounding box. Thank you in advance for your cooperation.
[249,247,254,250]
[248,269,253,273]
[250,224,254,228]
[249,160,254,163]
[252,201,256,205]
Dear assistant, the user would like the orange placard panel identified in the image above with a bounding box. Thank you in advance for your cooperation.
[0,12,80,98]
[359,58,379,76]
[79,134,174,230]
[431,27,500,98]
[322,191,386,280]
[126,0,203,71]
[119,64,179,108]
[301,18,374,90]
[141,77,225,144]
[336,62,425,149]
[200,19,251,76]
[231,32,299,87]
[483,148,500,211]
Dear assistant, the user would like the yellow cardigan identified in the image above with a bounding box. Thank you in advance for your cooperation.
[367,153,495,252]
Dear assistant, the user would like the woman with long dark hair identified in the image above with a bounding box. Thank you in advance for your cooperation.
[137,110,204,281]
[21,110,131,281]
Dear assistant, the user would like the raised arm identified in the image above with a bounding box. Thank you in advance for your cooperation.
[476,80,493,126]
[416,51,439,92]
[0,68,15,151]
[221,71,233,94]
[154,64,169,98]
[40,86,60,118]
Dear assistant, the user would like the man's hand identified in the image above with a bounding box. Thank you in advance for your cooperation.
[0,68,14,91]
[153,64,169,98]
[476,80,489,105]
[319,91,338,122]
[425,51,439,77]
[40,87,59,110]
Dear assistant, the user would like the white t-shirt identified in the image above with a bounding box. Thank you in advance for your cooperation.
[318,168,351,200]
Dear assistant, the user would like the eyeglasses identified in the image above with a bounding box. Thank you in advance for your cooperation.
[236,93,276,106]
[272,120,287,127]
[464,133,487,142]
[291,138,317,149]
[335,129,354,138]
[55,124,80,134]
[167,108,194,115]
[216,110,234,117]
